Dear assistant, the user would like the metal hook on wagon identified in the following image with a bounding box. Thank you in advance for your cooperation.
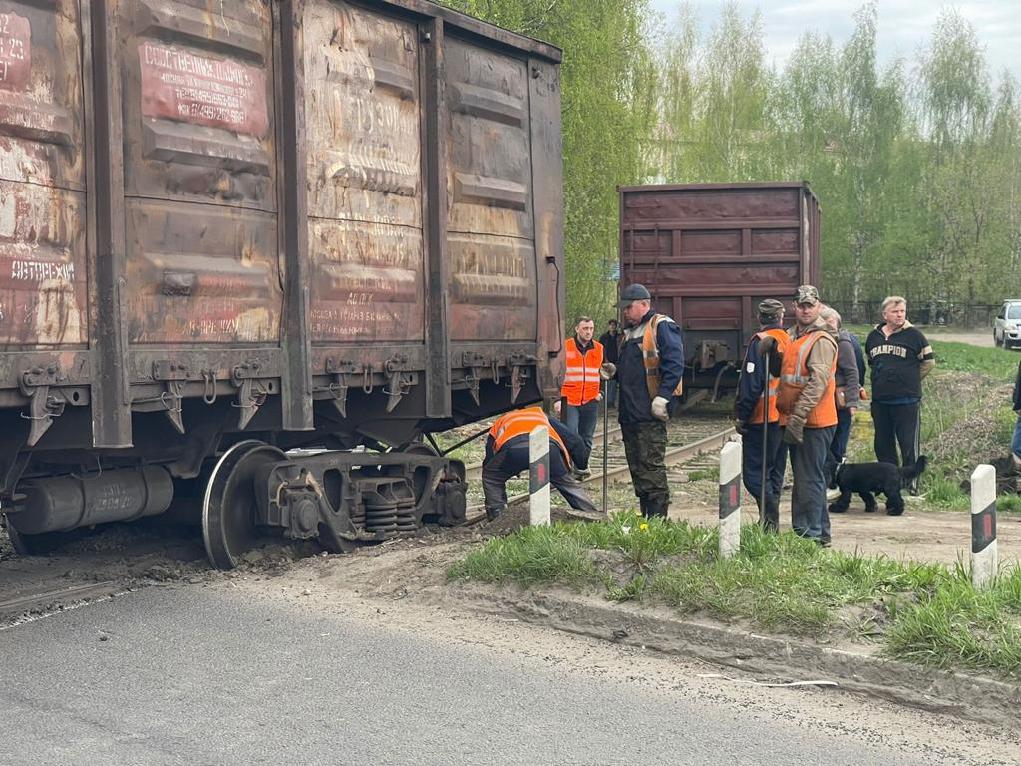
[202,370,218,405]
[362,364,374,394]
[492,359,501,386]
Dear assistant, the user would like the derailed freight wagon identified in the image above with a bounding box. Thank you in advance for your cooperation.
[0,0,564,567]
[619,182,821,393]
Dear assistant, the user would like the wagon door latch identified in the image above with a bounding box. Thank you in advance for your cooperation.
[152,360,189,435]
[322,359,360,418]
[383,355,418,413]
[232,362,271,430]
[461,352,487,405]
[508,353,537,404]
[19,365,70,447]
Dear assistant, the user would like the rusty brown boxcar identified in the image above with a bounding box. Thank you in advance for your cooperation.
[619,182,821,391]
[0,0,564,567]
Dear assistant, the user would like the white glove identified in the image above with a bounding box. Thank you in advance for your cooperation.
[595,392,603,402]
[553,399,562,415]
[599,362,617,380]
[651,396,670,422]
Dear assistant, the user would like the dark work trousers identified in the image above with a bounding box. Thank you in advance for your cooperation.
[825,408,854,481]
[563,400,598,468]
[788,426,835,542]
[621,421,669,517]
[482,439,597,517]
[871,401,920,468]
[742,421,786,514]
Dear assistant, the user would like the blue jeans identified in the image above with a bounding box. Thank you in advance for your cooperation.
[563,400,599,469]
[1013,413,1021,459]
[788,426,835,541]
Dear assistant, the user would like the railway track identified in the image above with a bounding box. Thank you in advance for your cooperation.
[464,412,736,521]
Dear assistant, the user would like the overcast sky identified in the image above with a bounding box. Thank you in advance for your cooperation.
[648,1,1020,84]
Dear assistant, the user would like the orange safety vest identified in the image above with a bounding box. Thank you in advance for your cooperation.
[489,408,571,465]
[561,337,603,406]
[748,328,790,425]
[777,330,838,428]
[642,315,683,399]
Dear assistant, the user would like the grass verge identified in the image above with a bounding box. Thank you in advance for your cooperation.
[450,514,1021,679]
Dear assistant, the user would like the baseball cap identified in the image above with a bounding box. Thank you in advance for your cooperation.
[618,283,652,307]
[793,285,820,306]
[758,298,785,320]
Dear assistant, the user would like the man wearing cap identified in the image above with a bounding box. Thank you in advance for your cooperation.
[615,284,685,519]
[734,299,789,532]
[774,285,839,545]
[554,316,603,477]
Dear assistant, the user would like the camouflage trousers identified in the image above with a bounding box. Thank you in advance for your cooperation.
[621,421,669,517]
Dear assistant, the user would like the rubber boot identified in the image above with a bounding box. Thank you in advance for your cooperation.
[646,496,669,519]
[761,495,780,533]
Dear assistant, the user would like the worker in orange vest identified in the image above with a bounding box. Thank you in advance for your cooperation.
[483,408,598,521]
[773,285,839,546]
[555,316,604,477]
[734,299,789,532]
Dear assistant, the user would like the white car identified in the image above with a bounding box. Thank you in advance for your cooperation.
[993,299,1021,349]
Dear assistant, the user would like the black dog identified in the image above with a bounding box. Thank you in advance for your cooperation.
[828,456,928,516]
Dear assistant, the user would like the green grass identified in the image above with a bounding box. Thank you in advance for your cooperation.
[450,516,1021,679]
[926,340,1019,378]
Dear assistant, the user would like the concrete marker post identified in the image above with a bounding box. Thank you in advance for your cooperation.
[970,464,998,589]
[719,440,742,559]
[529,425,551,527]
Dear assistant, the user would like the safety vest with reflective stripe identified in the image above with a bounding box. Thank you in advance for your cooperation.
[641,315,683,399]
[777,330,838,428]
[561,337,603,406]
[489,408,571,465]
[749,328,791,425]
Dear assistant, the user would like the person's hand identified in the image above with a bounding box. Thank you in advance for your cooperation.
[759,336,777,355]
[734,419,748,436]
[553,400,562,415]
[651,396,670,422]
[848,407,857,417]
[783,418,804,445]
[595,392,603,402]
[599,362,617,380]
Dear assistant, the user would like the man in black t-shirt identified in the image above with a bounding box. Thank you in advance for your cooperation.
[865,296,935,486]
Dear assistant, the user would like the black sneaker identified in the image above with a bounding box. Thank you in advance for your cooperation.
[817,536,832,548]
[486,507,503,521]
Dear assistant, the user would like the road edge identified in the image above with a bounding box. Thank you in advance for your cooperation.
[448,584,1021,726]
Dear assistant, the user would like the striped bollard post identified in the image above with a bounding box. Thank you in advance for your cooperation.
[970,464,997,589]
[529,425,551,526]
[719,441,742,559]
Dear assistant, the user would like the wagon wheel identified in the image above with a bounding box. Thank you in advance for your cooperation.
[202,440,286,570]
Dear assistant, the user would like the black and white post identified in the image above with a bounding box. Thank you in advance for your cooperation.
[970,464,997,588]
[719,441,742,558]
[529,424,551,526]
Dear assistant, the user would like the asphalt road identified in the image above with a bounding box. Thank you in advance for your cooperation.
[0,586,945,766]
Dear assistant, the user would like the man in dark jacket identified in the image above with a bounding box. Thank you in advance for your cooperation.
[734,299,789,531]
[865,296,935,485]
[821,307,861,483]
[615,284,685,519]
[482,408,597,520]
[598,319,623,407]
